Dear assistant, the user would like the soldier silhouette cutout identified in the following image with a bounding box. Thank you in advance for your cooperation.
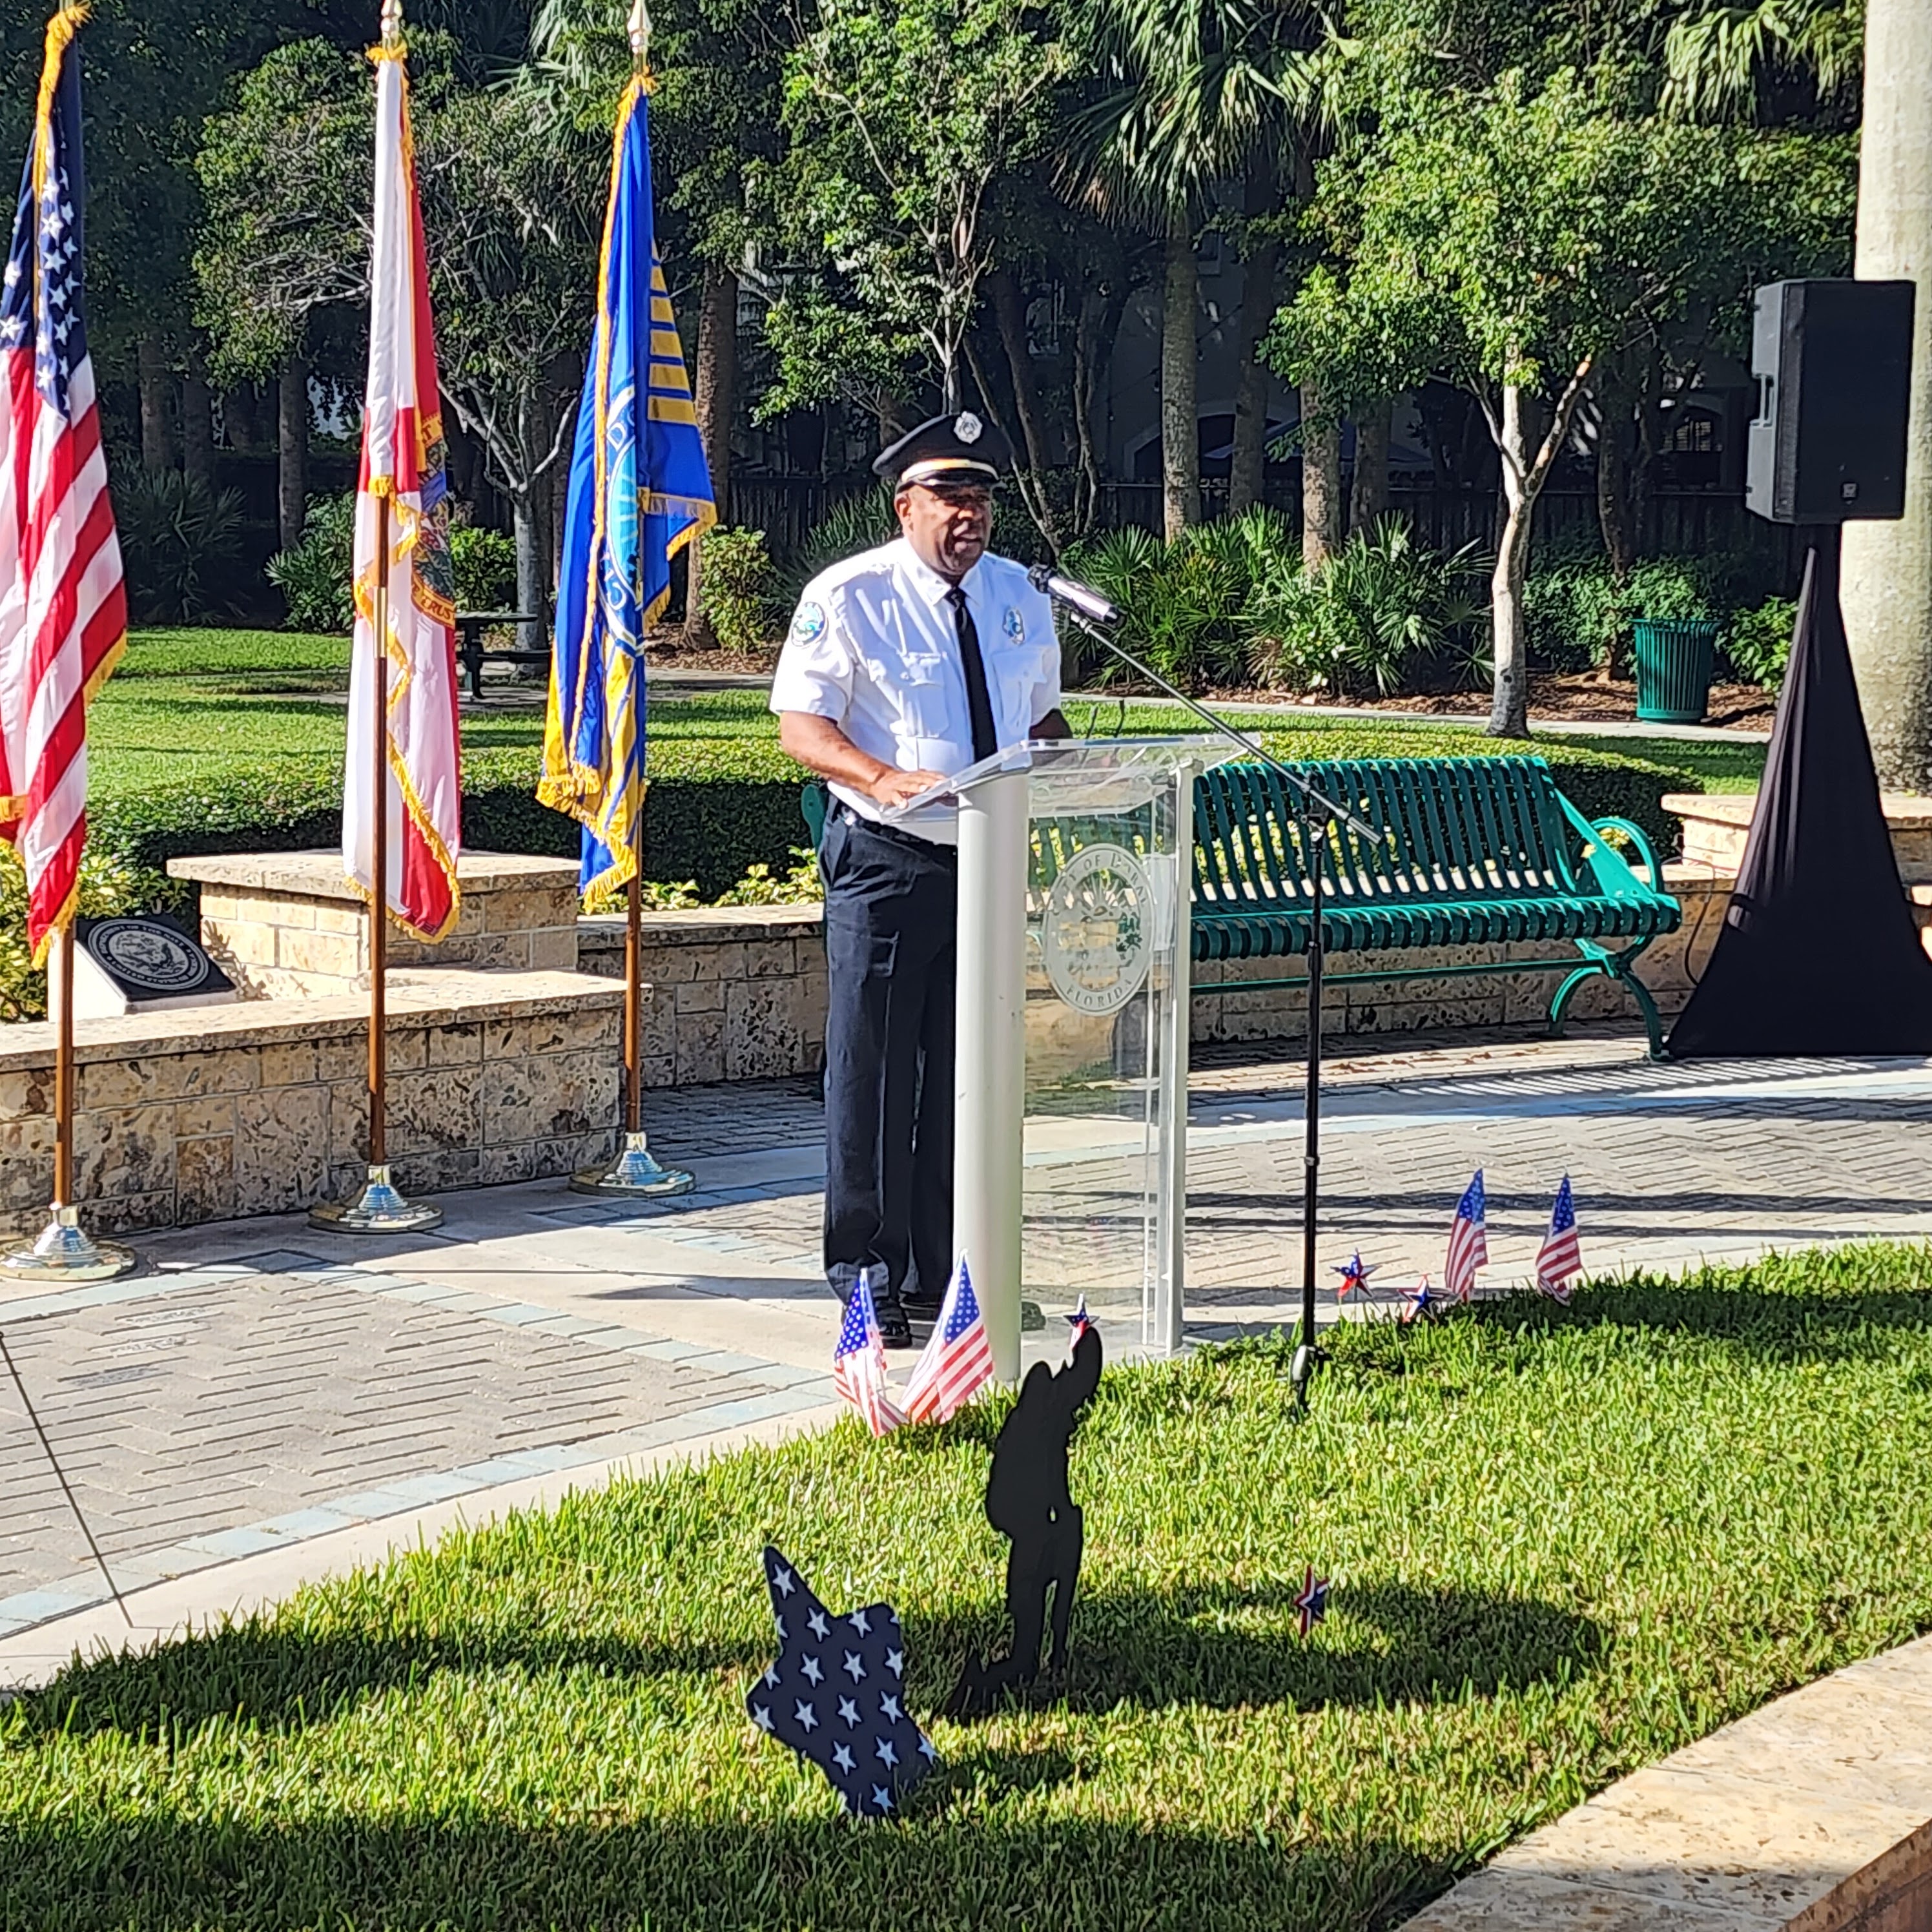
[949,1323,1102,1717]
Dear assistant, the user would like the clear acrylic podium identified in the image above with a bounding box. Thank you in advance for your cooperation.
[891,736,1233,1377]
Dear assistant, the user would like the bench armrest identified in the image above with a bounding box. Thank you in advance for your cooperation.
[1554,796,1670,903]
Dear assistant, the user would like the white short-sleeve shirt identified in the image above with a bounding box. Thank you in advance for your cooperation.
[769,536,1061,845]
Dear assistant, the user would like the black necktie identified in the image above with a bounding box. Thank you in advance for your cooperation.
[946,584,998,763]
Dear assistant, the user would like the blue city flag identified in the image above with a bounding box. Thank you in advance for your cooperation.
[539,73,715,898]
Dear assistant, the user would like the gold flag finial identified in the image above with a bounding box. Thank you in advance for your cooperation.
[380,0,404,49]
[628,0,650,69]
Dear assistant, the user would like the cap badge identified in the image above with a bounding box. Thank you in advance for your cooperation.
[954,412,983,444]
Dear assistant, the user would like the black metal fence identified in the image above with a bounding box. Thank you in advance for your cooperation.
[724,471,1808,592]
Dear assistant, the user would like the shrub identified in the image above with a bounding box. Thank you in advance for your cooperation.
[111,468,248,624]
[1525,553,1721,676]
[713,847,823,905]
[696,526,777,653]
[1724,595,1795,689]
[0,845,158,1022]
[451,524,517,610]
[1063,523,1248,693]
[266,493,356,633]
[1248,519,1488,697]
[779,484,899,602]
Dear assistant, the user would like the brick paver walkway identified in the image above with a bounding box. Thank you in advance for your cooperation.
[5,1022,1932,1647]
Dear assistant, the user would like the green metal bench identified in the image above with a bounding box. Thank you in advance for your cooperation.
[1192,756,1680,1056]
[801,753,1681,1056]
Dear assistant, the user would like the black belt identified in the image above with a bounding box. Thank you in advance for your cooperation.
[836,803,956,859]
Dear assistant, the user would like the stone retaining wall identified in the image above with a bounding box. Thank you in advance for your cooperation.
[577,904,828,1085]
[0,971,622,1242]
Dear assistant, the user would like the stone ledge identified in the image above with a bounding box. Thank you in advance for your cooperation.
[1400,1632,1932,1932]
[579,902,825,951]
[167,850,581,899]
[0,971,621,1075]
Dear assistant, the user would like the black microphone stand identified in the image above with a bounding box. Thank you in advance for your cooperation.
[1057,606,1381,1408]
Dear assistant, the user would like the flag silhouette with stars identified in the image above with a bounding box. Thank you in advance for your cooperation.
[746,1545,938,1817]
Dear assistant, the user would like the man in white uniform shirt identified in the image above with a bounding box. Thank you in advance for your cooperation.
[772,411,1068,1344]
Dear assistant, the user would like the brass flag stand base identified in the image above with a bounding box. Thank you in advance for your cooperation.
[0,1204,137,1284]
[309,1163,443,1234]
[571,1129,693,1198]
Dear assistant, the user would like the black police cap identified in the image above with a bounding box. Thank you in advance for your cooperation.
[873,409,1012,487]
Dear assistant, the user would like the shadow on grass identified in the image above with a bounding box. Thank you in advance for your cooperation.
[8,1574,1598,1747]
[0,1807,1463,1932]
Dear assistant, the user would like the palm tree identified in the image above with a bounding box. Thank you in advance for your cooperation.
[1663,0,1863,119]
[1065,0,1322,542]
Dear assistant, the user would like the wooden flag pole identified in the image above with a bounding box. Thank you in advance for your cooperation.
[570,819,692,1197]
[1,925,137,1282]
[311,491,438,1233]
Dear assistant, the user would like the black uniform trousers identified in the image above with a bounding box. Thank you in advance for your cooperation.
[819,807,956,1310]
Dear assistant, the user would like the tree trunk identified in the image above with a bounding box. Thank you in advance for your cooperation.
[137,336,173,473]
[683,260,739,650]
[278,356,309,551]
[1229,236,1280,517]
[1839,0,1932,788]
[1348,402,1390,536]
[181,369,214,486]
[1160,229,1200,539]
[1074,277,1129,538]
[1488,384,1538,737]
[1594,377,1638,681]
[989,267,1053,475]
[1300,376,1342,569]
[513,493,544,626]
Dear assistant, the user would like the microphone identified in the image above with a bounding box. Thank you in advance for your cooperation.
[1027,562,1120,627]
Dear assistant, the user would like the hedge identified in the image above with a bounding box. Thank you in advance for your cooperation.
[94,746,813,909]
[91,726,1695,924]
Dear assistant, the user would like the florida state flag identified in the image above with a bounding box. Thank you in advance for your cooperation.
[343,28,460,939]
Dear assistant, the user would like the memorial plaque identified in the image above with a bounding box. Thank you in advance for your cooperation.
[72,914,238,1019]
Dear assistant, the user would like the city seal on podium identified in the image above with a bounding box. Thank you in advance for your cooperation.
[1040,843,1155,1016]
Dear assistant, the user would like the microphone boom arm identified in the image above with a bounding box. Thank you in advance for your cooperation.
[1058,608,1382,844]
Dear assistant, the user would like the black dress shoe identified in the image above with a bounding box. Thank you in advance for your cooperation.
[874,1299,915,1348]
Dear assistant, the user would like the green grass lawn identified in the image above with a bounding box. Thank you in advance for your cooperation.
[5,1247,1929,1929]
[90,630,1768,804]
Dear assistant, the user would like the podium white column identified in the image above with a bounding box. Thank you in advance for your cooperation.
[954,768,1029,1381]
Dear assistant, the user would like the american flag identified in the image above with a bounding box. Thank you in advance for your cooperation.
[901,1256,994,1425]
[0,6,124,961]
[833,1269,903,1437]
[1065,1294,1093,1356]
[1295,1565,1329,1636]
[1444,1169,1488,1301]
[1536,1175,1583,1303]
[747,1545,938,1817]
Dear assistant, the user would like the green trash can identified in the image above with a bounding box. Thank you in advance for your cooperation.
[1632,618,1718,724]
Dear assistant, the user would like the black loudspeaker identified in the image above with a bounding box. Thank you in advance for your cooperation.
[1747,280,1915,524]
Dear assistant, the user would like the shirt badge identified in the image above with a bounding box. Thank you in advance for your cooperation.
[792,601,827,642]
[1002,605,1025,641]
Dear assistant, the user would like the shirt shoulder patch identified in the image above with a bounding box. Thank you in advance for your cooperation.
[1002,605,1025,641]
[792,601,827,643]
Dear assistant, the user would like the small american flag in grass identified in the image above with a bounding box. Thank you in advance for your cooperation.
[1536,1176,1583,1303]
[1444,1169,1488,1301]
[901,1257,994,1425]
[833,1269,903,1437]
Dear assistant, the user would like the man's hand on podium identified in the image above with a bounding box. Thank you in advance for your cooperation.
[868,766,947,808]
